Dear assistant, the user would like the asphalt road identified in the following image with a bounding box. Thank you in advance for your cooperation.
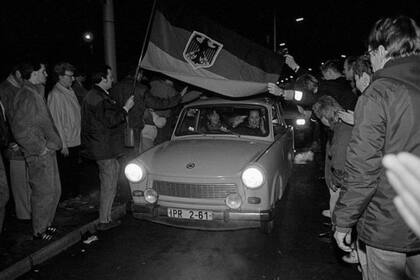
[18,159,361,280]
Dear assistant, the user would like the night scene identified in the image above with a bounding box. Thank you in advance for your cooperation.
[2,0,420,279]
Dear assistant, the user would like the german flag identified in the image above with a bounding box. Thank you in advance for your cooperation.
[140,1,284,97]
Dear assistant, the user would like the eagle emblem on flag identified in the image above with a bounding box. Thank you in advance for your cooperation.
[183,31,223,69]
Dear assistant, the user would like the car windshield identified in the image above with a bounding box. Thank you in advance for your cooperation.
[174,104,269,137]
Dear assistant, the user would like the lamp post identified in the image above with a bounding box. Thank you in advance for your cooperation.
[103,0,117,81]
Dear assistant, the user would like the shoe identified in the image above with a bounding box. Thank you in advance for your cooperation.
[46,226,57,235]
[322,210,331,218]
[342,250,359,264]
[33,232,54,241]
[97,220,121,231]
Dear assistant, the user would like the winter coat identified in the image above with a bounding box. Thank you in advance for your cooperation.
[48,83,81,149]
[333,55,420,252]
[328,122,353,188]
[0,76,25,159]
[81,85,128,160]
[9,81,62,157]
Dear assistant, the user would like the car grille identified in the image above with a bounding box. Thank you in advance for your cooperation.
[152,181,237,199]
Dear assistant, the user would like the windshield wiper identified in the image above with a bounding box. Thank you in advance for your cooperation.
[220,127,241,137]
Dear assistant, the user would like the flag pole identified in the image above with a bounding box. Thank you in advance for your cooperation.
[131,0,158,94]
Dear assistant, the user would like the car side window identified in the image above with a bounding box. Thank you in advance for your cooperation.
[175,108,200,135]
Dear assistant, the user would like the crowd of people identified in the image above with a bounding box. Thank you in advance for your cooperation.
[1,12,420,280]
[0,61,188,240]
[269,15,420,280]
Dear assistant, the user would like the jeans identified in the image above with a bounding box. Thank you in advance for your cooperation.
[366,245,420,280]
[26,152,61,235]
[10,159,31,220]
[97,158,120,223]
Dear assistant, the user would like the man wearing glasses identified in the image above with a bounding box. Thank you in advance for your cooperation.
[333,16,420,279]
[48,62,81,201]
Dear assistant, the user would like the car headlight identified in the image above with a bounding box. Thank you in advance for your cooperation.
[144,188,158,204]
[296,118,306,126]
[124,162,146,182]
[225,193,242,209]
[241,166,264,189]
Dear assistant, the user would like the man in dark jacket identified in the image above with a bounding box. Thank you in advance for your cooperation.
[333,16,420,279]
[81,65,134,231]
[9,61,62,240]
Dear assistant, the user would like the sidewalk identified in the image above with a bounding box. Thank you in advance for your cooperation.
[0,193,127,280]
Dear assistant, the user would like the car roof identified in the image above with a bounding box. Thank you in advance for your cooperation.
[185,96,276,107]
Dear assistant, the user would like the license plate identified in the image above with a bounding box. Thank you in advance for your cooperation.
[167,208,213,220]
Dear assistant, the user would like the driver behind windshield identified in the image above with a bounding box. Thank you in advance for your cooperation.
[231,109,267,136]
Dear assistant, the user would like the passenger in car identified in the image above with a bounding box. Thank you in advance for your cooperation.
[205,110,222,131]
[231,109,266,136]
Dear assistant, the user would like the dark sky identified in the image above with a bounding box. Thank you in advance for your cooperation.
[1,0,420,79]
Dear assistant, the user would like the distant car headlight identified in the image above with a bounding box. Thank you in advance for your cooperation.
[124,162,146,182]
[241,166,264,189]
[225,193,242,209]
[294,90,303,101]
[144,188,158,204]
[296,118,306,126]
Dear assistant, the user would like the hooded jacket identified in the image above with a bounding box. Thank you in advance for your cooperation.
[333,55,420,252]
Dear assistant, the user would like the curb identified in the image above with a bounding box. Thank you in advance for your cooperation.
[0,203,127,280]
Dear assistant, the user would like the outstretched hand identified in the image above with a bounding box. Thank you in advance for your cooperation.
[284,54,299,71]
[267,83,284,97]
[231,115,247,128]
[180,86,189,97]
[382,152,420,237]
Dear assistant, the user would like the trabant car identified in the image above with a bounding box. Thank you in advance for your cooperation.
[124,97,294,233]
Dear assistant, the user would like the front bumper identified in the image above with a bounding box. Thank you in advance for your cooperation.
[131,203,273,230]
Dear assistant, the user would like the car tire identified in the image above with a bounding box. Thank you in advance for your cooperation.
[260,219,274,234]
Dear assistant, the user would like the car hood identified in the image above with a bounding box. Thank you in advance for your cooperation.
[142,138,269,177]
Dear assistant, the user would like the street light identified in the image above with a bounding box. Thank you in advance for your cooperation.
[341,54,347,58]
[279,42,286,47]
[295,17,304,22]
[82,31,94,43]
